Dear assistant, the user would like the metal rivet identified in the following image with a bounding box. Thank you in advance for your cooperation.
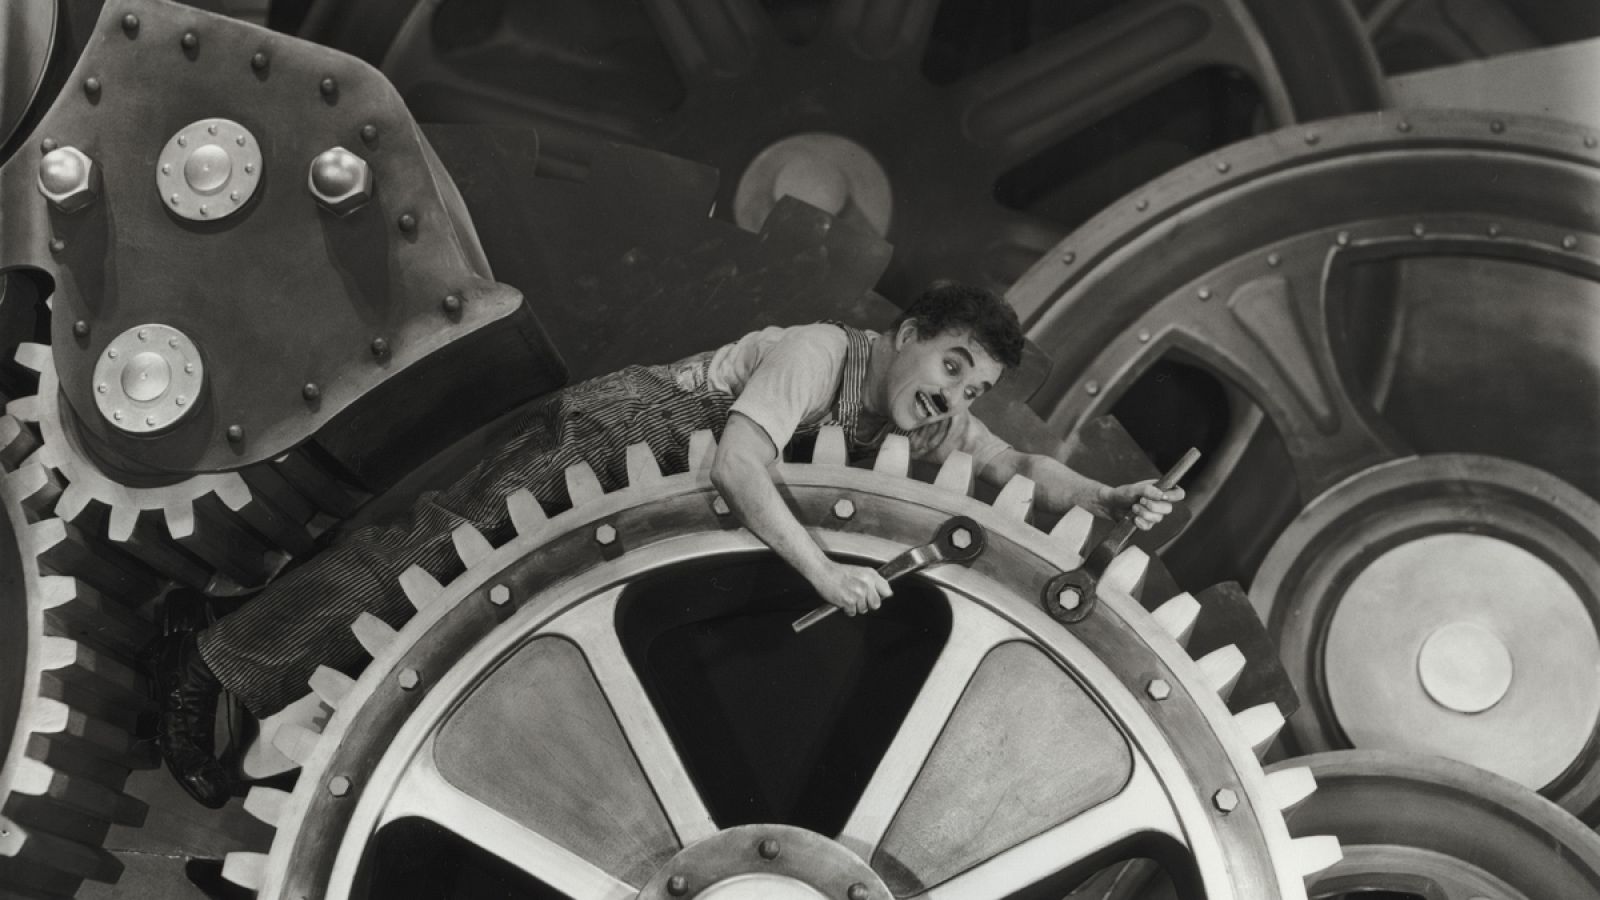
[847,885,870,900]
[1215,160,1230,173]
[1490,120,1505,134]
[145,415,156,426]
[320,77,338,97]
[398,213,417,233]
[244,163,255,174]
[758,838,780,860]
[302,383,320,401]
[951,528,973,550]
[1412,223,1425,237]
[137,329,148,341]
[398,668,420,690]
[360,124,379,144]
[181,31,198,51]
[121,13,139,34]
[161,163,171,175]
[1061,251,1075,264]
[207,123,218,135]
[49,238,65,253]
[1213,788,1239,813]
[1146,678,1171,701]
[441,294,463,315]
[107,348,118,359]
[1587,136,1598,149]
[177,135,187,147]
[1398,119,1411,132]
[1137,329,1151,343]
[489,584,511,607]
[175,396,187,407]
[230,191,240,202]
[371,337,389,357]
[328,775,351,797]
[832,498,856,520]
[667,875,688,897]
[199,205,209,217]
[712,496,731,516]
[251,51,269,71]
[170,194,180,205]
[112,410,123,421]
[1562,235,1578,250]
[1266,253,1281,267]
[595,523,617,546]
[184,363,194,374]
[83,77,101,97]
[96,383,107,394]
[226,424,244,442]
[1488,223,1501,237]
[1196,287,1212,301]
[1304,131,1319,145]
[1135,199,1148,211]
[1085,380,1100,396]
[1336,231,1350,247]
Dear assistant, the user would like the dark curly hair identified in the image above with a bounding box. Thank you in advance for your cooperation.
[893,281,1025,370]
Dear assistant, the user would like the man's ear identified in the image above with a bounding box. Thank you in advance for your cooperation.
[894,318,919,348]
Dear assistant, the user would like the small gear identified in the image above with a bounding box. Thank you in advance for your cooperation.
[212,427,1339,899]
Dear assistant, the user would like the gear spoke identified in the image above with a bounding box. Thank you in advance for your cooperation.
[385,750,638,900]
[824,0,942,62]
[639,0,773,82]
[550,585,719,845]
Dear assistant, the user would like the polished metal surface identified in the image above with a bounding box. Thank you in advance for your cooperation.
[37,145,98,212]
[734,133,892,238]
[307,146,372,215]
[92,324,204,434]
[156,118,261,221]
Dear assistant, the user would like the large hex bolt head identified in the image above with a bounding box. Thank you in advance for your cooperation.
[37,146,100,213]
[308,147,372,216]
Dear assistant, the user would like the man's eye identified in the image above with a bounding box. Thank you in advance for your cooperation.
[944,361,958,375]
[965,388,978,400]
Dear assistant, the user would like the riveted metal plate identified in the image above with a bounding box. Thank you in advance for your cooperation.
[155,117,260,221]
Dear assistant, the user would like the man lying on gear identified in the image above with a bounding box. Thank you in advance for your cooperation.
[148,281,1183,808]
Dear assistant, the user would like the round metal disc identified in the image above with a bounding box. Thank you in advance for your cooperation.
[91,324,204,433]
[156,118,262,221]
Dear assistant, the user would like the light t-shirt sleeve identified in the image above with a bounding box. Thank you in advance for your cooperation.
[727,326,848,452]
[907,411,1011,473]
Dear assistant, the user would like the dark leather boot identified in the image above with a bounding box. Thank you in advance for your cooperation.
[149,631,232,808]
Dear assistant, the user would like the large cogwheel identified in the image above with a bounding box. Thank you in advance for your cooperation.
[216,427,1338,899]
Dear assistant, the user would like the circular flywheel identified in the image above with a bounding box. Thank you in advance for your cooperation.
[216,428,1339,899]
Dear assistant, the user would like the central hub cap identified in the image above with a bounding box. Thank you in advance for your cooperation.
[637,824,888,900]
[157,117,262,221]
[1417,621,1514,714]
[733,133,892,237]
[92,324,204,434]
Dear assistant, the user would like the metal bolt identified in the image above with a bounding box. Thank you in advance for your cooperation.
[360,124,379,144]
[1304,131,1319,145]
[1137,329,1150,343]
[113,410,123,421]
[328,775,351,797]
[40,137,57,152]
[230,191,240,201]
[489,584,511,607]
[309,146,373,215]
[49,238,64,253]
[1085,380,1100,396]
[83,77,101,97]
[1146,678,1171,701]
[181,31,198,51]
[595,523,617,546]
[251,51,269,71]
[950,527,973,550]
[1058,587,1083,611]
[320,77,338,97]
[245,163,254,174]
[442,294,463,315]
[711,496,731,516]
[1562,235,1578,250]
[832,498,856,520]
[121,13,139,34]
[170,194,180,205]
[1487,223,1501,237]
[177,135,187,147]
[107,348,118,359]
[302,383,320,401]
[758,838,780,860]
[398,212,417,233]
[1412,223,1425,237]
[199,205,209,217]
[226,424,244,443]
[73,320,90,338]
[145,415,156,426]
[1215,160,1230,173]
[371,337,389,357]
[1266,253,1281,267]
[847,884,870,900]
[184,363,194,374]
[1336,231,1350,247]
[137,329,148,341]
[38,146,100,213]
[1397,119,1411,132]
[667,875,689,897]
[1490,120,1505,134]
[1061,251,1075,264]
[1135,198,1148,211]
[1196,287,1212,301]
[176,396,187,407]
[398,668,420,690]
[1213,788,1239,813]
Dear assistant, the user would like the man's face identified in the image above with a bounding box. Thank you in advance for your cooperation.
[884,323,1004,430]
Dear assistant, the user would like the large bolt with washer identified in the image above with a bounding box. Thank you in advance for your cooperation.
[38,147,100,213]
[308,146,372,215]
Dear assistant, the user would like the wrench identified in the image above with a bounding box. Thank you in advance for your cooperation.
[791,515,987,632]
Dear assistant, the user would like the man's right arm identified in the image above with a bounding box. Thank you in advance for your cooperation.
[711,413,892,615]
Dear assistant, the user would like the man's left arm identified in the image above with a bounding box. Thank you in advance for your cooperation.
[978,446,1182,530]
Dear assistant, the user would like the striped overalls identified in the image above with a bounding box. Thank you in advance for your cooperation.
[199,325,884,717]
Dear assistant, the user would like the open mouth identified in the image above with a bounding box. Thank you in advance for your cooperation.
[916,391,946,419]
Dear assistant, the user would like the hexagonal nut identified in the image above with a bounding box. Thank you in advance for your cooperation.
[37,147,100,214]
[307,146,373,216]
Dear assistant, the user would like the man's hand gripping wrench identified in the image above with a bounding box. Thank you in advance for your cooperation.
[791,516,987,633]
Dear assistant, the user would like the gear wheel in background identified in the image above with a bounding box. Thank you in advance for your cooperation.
[363,0,1383,300]
[211,427,1338,899]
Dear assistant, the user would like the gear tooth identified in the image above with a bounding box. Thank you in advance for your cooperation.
[162,499,197,540]
[39,635,79,671]
[13,757,55,794]
[1235,703,1286,756]
[0,414,40,470]
[933,451,974,495]
[872,434,910,476]
[55,482,91,525]
[0,815,22,855]
[15,341,50,373]
[352,611,398,658]
[1101,546,1148,595]
[273,722,322,768]
[1048,507,1095,556]
[309,665,356,708]
[1291,835,1343,879]
[243,785,291,827]
[812,426,847,465]
[8,462,62,517]
[625,442,663,485]
[6,394,43,423]
[106,505,140,543]
[450,523,493,568]
[399,565,444,610]
[243,693,330,781]
[29,696,71,734]
[222,851,270,890]
[687,429,718,472]
[1152,592,1200,645]
[213,472,253,509]
[1266,766,1317,814]
[507,489,548,536]
[1198,644,1246,700]
[564,461,604,506]
[992,474,1035,520]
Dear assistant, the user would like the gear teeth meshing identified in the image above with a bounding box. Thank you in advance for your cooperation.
[1152,592,1201,645]
[687,430,718,473]
[564,461,604,506]
[398,566,444,611]
[243,693,332,782]
[992,474,1034,520]
[1198,645,1247,700]
[450,523,494,568]
[507,488,547,537]
[625,442,663,485]
[872,434,910,476]
[222,851,269,891]
[1290,835,1343,879]
[1047,507,1094,559]
[1101,546,1148,595]
[813,425,847,465]
[272,723,322,768]
[244,786,292,828]
[933,450,973,495]
[309,666,356,708]
[352,612,399,657]
[1265,766,1317,814]
[0,414,41,471]
[1236,703,1288,756]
